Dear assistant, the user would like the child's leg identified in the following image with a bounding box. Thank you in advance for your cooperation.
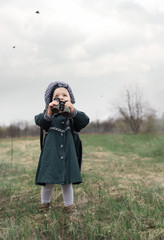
[61,184,74,206]
[41,184,54,204]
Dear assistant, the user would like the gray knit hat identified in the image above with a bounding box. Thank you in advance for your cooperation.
[44,81,75,107]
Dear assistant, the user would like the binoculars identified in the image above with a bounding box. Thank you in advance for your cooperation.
[51,98,71,118]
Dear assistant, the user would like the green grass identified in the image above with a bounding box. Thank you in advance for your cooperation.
[82,133,164,158]
[0,134,164,240]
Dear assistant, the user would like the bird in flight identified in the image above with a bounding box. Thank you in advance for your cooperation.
[13,46,16,49]
[35,11,40,14]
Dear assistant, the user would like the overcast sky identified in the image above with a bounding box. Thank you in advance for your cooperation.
[1,0,164,125]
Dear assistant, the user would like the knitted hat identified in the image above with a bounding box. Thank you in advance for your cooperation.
[44,81,75,107]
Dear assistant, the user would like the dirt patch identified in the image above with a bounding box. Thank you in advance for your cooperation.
[91,151,109,159]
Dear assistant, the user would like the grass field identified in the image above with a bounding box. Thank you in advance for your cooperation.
[0,134,164,240]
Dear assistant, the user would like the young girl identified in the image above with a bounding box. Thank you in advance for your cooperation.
[34,81,89,213]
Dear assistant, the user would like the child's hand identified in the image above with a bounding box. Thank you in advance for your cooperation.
[47,99,58,116]
[65,101,74,113]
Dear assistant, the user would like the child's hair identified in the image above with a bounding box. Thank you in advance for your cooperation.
[44,81,75,107]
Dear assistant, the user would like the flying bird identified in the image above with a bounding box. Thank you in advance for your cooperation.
[13,46,16,49]
[35,10,40,14]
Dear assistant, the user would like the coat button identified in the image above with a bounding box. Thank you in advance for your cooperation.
[60,133,64,136]
[60,156,64,159]
[60,144,64,148]
[61,121,65,124]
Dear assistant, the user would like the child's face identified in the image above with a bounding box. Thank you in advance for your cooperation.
[52,87,71,102]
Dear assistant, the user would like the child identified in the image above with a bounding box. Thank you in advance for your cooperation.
[34,81,90,213]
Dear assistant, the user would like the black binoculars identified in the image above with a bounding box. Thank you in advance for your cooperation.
[51,98,71,118]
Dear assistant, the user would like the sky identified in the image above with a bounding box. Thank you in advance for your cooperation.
[1,0,164,126]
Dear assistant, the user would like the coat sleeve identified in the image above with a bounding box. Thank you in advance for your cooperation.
[34,113,52,131]
[72,110,90,132]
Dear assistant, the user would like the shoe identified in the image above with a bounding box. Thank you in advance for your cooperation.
[39,203,51,213]
[64,204,77,214]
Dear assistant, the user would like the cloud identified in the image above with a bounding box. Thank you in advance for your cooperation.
[0,0,164,125]
[34,24,87,63]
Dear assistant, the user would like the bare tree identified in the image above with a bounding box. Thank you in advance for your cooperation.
[118,87,152,134]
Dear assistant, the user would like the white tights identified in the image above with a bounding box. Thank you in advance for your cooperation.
[41,184,74,206]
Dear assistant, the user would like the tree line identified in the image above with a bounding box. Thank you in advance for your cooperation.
[0,121,40,138]
[0,115,164,138]
[82,115,164,134]
[1,87,164,138]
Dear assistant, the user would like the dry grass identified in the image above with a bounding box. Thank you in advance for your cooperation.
[0,135,164,239]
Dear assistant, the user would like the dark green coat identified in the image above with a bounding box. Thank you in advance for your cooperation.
[35,111,89,186]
